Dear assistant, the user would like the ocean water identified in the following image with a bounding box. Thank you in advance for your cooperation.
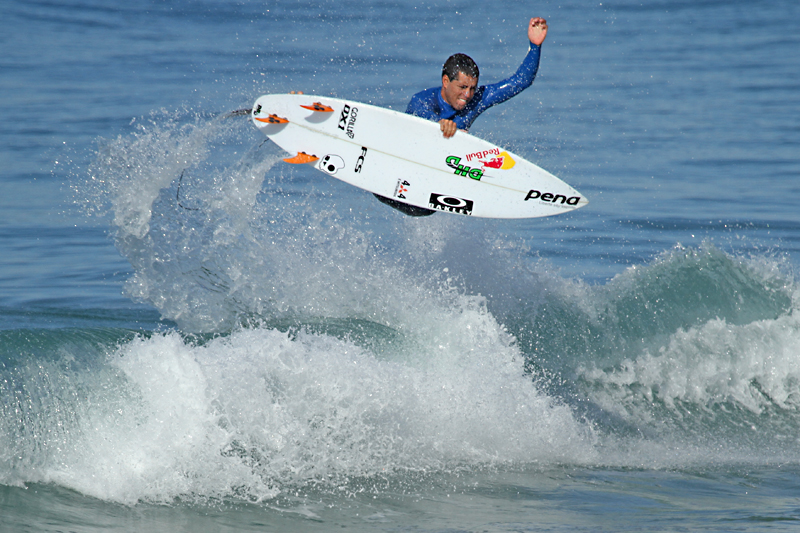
[2,0,800,530]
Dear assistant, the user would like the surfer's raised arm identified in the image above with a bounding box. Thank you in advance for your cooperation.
[406,16,548,138]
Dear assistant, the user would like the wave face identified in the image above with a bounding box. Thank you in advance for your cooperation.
[0,318,591,504]
[2,111,797,505]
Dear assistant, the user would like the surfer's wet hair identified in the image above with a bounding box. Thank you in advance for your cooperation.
[442,53,479,81]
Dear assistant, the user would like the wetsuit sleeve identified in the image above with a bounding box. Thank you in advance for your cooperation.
[405,88,440,120]
[477,43,541,110]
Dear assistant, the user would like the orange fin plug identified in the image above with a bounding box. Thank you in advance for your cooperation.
[283,152,319,164]
[300,102,334,112]
[255,114,289,124]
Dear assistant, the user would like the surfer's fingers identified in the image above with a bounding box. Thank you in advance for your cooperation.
[439,119,457,138]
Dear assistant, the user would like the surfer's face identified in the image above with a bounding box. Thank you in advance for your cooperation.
[441,71,478,110]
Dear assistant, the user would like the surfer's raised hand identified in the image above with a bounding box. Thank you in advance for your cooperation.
[528,17,548,46]
[439,119,457,138]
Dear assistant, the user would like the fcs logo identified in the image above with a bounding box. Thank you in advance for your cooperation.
[428,193,473,215]
[319,154,345,175]
[354,147,367,172]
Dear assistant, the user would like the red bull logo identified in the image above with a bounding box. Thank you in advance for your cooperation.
[479,151,515,170]
[465,148,499,162]
[465,148,515,170]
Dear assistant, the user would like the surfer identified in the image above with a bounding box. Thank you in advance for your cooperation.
[405,17,548,138]
[375,17,548,216]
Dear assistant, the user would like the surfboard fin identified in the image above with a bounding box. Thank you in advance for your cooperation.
[300,102,334,112]
[255,114,289,124]
[283,152,319,164]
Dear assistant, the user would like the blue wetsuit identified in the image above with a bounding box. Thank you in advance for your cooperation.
[405,43,541,130]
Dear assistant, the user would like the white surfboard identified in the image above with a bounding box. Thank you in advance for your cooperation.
[251,93,588,218]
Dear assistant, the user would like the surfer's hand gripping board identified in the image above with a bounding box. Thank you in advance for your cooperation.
[251,93,587,219]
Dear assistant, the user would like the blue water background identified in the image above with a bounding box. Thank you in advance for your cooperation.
[2,0,800,530]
